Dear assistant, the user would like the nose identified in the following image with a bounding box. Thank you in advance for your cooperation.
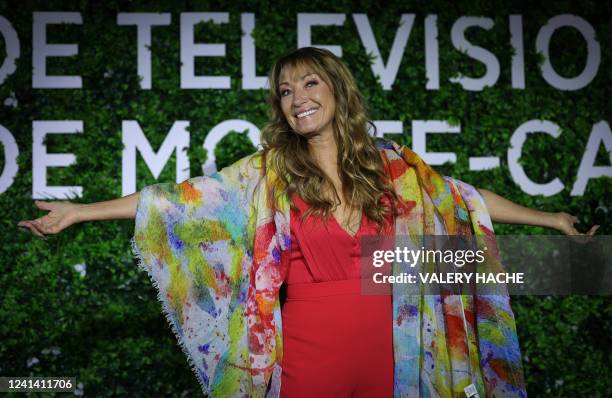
[292,87,307,107]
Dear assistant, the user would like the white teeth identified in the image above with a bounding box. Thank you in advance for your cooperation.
[297,108,317,118]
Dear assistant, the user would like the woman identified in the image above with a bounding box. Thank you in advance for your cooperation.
[18,47,598,398]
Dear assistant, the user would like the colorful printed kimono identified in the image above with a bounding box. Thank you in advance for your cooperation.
[131,138,527,398]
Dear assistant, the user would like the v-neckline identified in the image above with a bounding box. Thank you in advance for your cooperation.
[331,211,364,240]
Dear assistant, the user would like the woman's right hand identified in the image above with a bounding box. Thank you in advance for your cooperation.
[17,200,83,239]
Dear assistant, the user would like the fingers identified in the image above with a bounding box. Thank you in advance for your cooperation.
[568,224,600,244]
[573,224,599,236]
[34,200,53,210]
[587,225,600,236]
[33,218,58,235]
[17,201,53,239]
[18,220,47,239]
[564,213,600,236]
[18,198,66,238]
[18,217,55,237]
[31,219,47,236]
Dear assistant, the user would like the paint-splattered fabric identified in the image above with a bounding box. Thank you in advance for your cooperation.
[131,138,526,397]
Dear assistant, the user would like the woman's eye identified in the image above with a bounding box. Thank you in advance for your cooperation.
[280,80,316,96]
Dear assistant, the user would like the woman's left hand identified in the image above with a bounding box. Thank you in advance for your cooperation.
[550,212,600,236]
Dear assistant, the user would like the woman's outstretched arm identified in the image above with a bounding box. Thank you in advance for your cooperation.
[17,192,140,238]
[477,188,599,236]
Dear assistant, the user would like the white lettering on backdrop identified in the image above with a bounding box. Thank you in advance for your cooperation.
[32,12,83,88]
[1,119,606,197]
[32,121,83,199]
[121,121,190,196]
[116,13,172,90]
[0,12,606,197]
[0,12,596,90]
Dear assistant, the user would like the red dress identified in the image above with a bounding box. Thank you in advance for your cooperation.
[280,193,395,397]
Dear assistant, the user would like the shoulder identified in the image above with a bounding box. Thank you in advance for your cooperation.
[374,137,402,160]
[373,137,423,165]
[373,136,400,152]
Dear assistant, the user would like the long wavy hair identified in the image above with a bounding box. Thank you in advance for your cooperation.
[260,47,397,233]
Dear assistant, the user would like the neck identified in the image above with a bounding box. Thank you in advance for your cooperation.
[307,127,338,169]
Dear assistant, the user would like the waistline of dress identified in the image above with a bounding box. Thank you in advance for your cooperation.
[286,278,392,299]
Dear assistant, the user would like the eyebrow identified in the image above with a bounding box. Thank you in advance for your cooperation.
[279,72,316,87]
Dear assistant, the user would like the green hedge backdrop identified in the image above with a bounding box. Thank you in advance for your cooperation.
[1,0,610,396]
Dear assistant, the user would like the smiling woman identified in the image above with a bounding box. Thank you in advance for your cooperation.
[262,47,396,240]
[17,46,599,398]
[278,69,336,138]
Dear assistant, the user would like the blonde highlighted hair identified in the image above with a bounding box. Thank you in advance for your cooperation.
[261,47,397,232]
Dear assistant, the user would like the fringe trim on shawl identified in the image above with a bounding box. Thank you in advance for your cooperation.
[130,236,211,396]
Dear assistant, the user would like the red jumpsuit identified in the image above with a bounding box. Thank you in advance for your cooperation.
[280,193,395,397]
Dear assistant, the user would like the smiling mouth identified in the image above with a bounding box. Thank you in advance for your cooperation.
[296,108,319,119]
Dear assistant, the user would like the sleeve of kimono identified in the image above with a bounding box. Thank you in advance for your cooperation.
[130,152,262,396]
[443,176,528,398]
[443,177,494,234]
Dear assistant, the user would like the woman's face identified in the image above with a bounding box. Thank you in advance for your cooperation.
[278,64,336,138]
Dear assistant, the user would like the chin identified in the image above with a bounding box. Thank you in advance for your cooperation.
[290,123,315,134]
[294,128,320,138]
